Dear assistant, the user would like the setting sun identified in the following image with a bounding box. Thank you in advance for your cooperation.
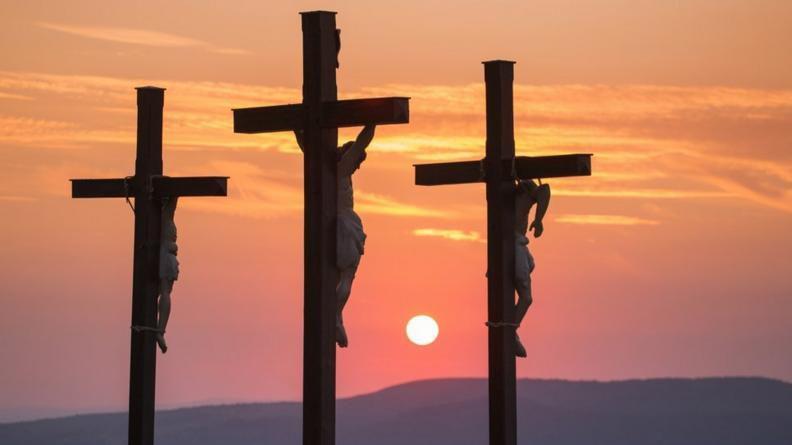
[406,315,439,346]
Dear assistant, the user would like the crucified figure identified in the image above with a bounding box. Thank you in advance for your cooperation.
[513,179,550,357]
[295,124,376,347]
[156,196,179,353]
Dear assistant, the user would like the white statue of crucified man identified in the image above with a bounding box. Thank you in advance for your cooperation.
[295,124,376,348]
[513,179,551,357]
[156,196,179,353]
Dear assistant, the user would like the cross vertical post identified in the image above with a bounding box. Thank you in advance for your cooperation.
[484,61,517,445]
[71,87,228,445]
[301,11,339,445]
[129,86,164,445]
[232,11,409,443]
[414,60,591,445]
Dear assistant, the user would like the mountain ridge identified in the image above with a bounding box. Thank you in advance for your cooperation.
[2,377,790,445]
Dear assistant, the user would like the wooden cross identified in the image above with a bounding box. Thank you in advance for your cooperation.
[71,87,228,445]
[414,61,591,445]
[232,11,409,445]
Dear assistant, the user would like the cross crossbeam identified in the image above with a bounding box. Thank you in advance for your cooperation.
[232,11,409,445]
[415,154,591,186]
[233,96,409,133]
[71,86,228,445]
[71,176,228,198]
[413,61,592,445]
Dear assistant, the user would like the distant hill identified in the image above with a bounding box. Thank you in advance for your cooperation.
[2,377,791,445]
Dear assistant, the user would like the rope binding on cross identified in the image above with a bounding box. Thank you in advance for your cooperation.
[485,321,520,328]
[131,325,163,333]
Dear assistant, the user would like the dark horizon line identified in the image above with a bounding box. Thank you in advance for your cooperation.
[2,374,788,425]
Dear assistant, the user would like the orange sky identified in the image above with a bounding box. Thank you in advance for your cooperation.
[1,0,791,419]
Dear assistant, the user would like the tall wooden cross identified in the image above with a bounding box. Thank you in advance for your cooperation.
[232,11,409,445]
[414,61,592,445]
[71,87,228,445]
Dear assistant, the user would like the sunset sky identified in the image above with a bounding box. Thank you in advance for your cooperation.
[1,0,791,421]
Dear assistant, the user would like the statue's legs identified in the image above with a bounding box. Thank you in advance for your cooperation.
[514,278,531,358]
[336,208,365,348]
[514,242,535,358]
[515,278,532,325]
[335,265,357,348]
[156,280,173,353]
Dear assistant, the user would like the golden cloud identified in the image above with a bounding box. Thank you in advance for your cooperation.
[554,214,661,226]
[177,161,447,219]
[412,228,483,242]
[37,22,249,55]
[1,71,790,213]
[356,191,451,218]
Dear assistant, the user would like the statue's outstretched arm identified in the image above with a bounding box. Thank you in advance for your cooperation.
[339,124,375,176]
[529,183,551,237]
[293,130,306,153]
[354,124,376,151]
[163,196,178,216]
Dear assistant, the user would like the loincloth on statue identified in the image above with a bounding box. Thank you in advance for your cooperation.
[337,208,366,270]
[159,251,180,281]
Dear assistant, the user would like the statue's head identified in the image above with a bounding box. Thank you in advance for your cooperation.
[339,141,366,169]
[162,196,178,218]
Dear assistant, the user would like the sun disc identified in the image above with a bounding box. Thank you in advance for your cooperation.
[406,315,439,346]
